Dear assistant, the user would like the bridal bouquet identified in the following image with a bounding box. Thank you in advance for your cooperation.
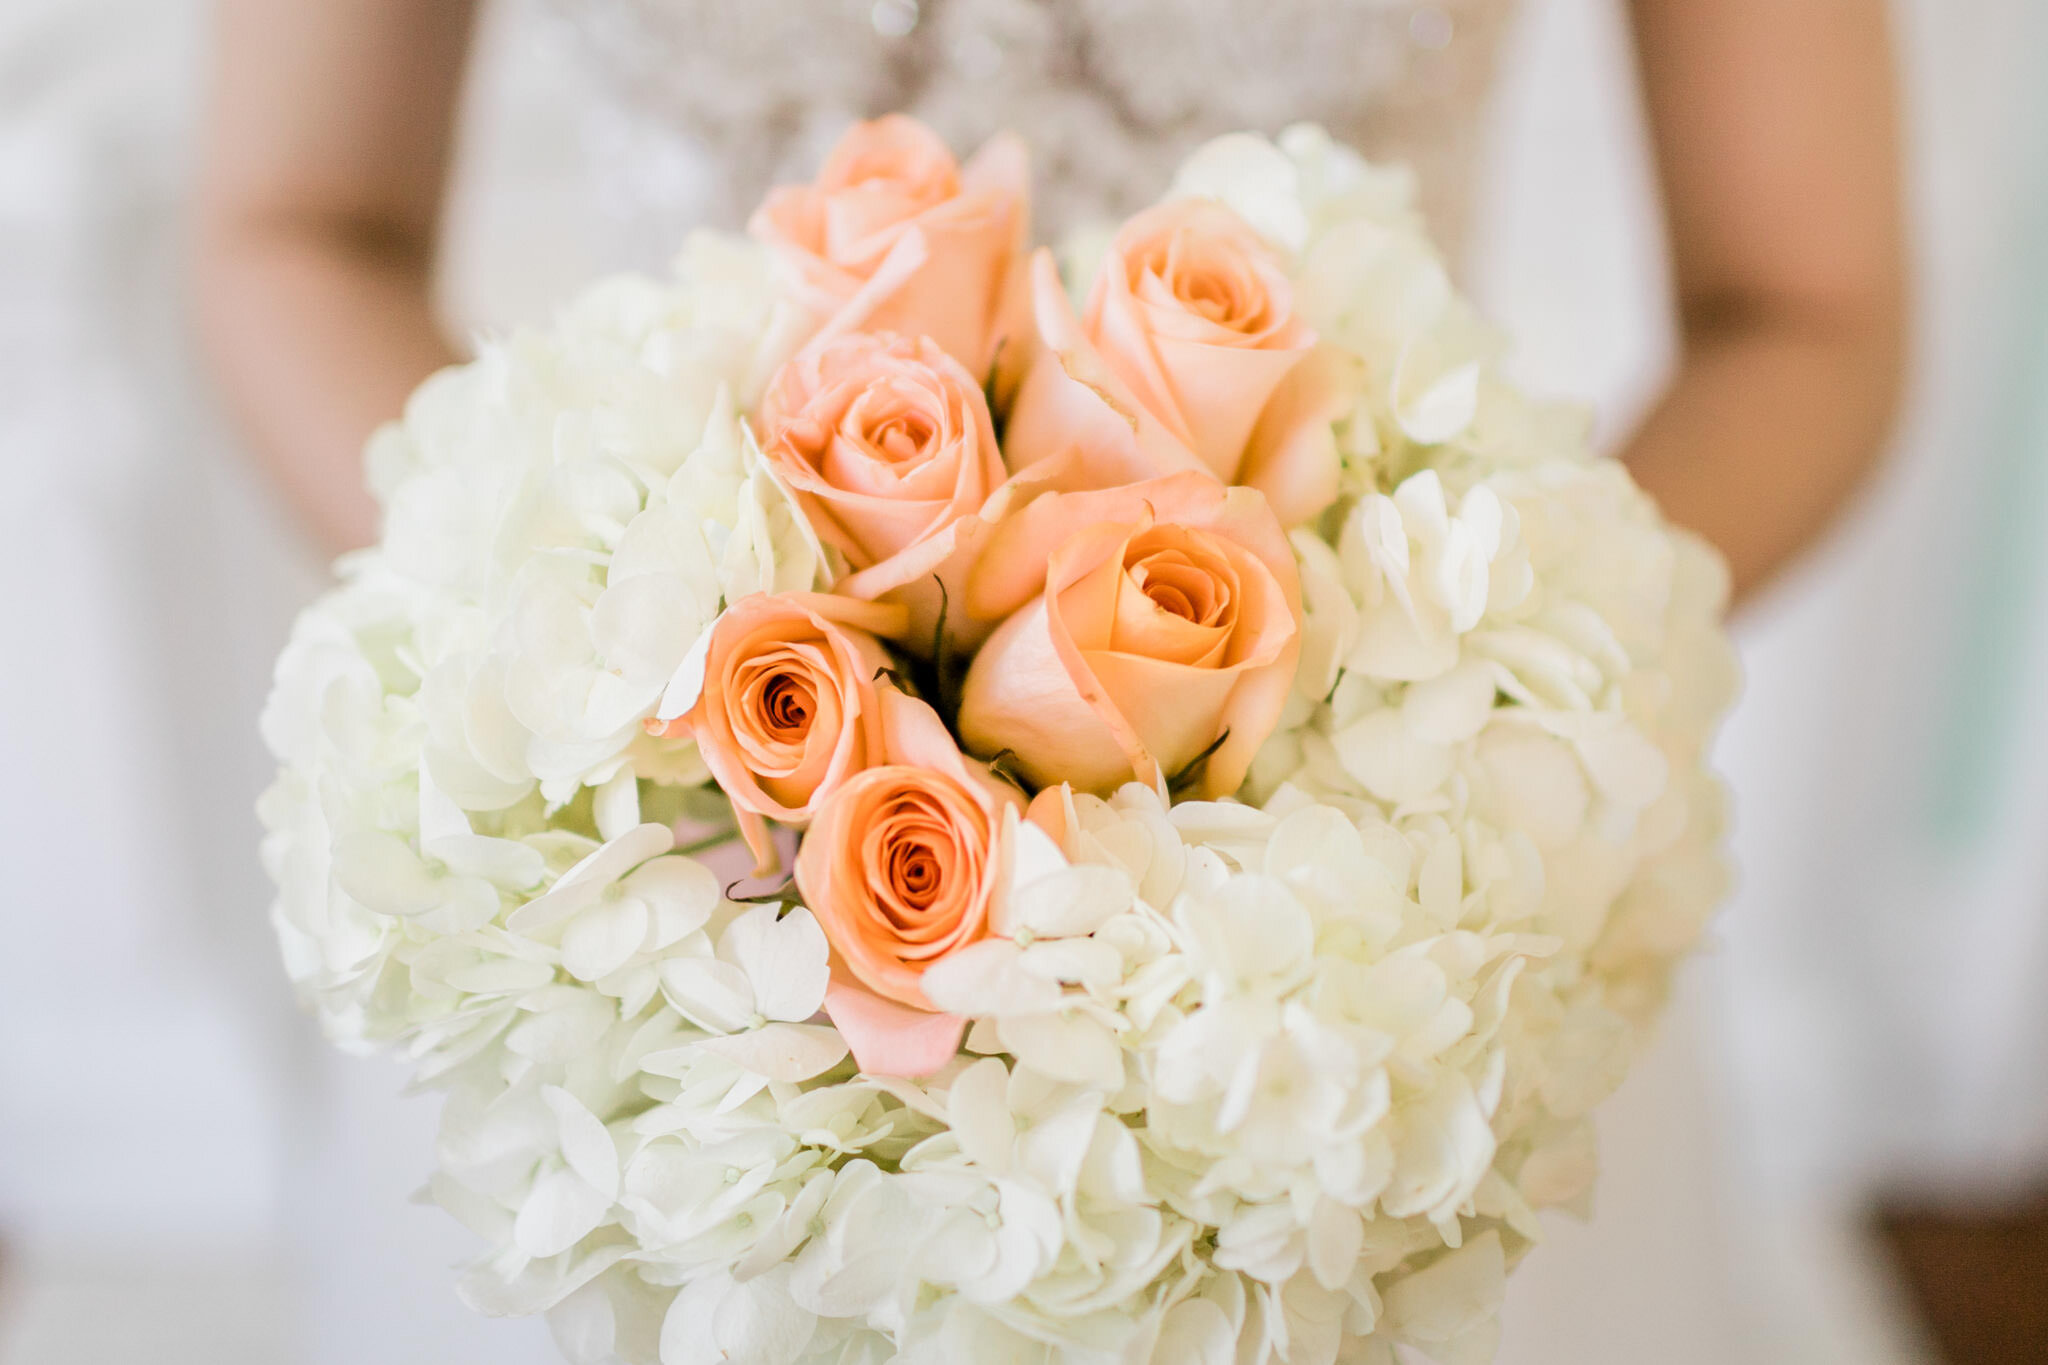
[262,117,1734,1364]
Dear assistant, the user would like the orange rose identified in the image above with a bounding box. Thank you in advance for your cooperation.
[999,202,1348,527]
[958,472,1302,798]
[757,331,1008,651]
[750,115,1028,376]
[796,689,1021,1077]
[664,592,906,874]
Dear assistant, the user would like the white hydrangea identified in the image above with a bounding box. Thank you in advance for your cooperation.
[262,237,820,1043]
[260,136,1733,1365]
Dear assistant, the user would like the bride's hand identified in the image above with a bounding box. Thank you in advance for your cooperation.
[194,0,479,556]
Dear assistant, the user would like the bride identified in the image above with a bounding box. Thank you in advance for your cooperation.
[192,2,1905,1360]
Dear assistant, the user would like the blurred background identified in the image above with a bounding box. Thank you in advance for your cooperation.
[2,0,2045,1361]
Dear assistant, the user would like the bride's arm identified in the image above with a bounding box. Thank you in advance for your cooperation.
[194,0,479,555]
[1622,0,1907,604]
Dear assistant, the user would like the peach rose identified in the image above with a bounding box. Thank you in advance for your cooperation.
[958,472,1302,798]
[1090,200,1314,471]
[750,115,1028,376]
[757,331,1007,651]
[797,689,1022,1077]
[999,202,1348,527]
[661,592,906,874]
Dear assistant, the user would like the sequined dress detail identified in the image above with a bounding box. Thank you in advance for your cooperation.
[542,0,1519,260]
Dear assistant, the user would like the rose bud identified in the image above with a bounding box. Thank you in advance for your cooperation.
[796,689,1022,1077]
[757,331,1008,653]
[999,200,1347,527]
[959,472,1303,799]
[750,114,1028,378]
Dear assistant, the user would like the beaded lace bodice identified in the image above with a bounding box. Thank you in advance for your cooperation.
[542,0,1519,263]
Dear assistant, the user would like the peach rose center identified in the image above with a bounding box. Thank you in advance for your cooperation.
[1134,227,1278,334]
[1105,525,1245,669]
[845,387,941,469]
[760,675,813,736]
[831,145,957,211]
[730,645,843,799]
[854,780,988,966]
[792,373,965,515]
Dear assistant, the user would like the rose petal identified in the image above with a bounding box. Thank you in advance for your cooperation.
[823,979,965,1077]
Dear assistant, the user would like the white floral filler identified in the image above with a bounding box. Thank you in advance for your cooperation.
[261,127,1736,1365]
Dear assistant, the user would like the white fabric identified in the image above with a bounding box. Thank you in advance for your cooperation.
[533,0,1521,256]
[1709,0,2048,1199]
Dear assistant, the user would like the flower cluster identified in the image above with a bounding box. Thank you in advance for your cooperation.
[261,117,1734,1364]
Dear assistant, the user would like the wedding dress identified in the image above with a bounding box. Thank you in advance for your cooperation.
[540,0,1520,264]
